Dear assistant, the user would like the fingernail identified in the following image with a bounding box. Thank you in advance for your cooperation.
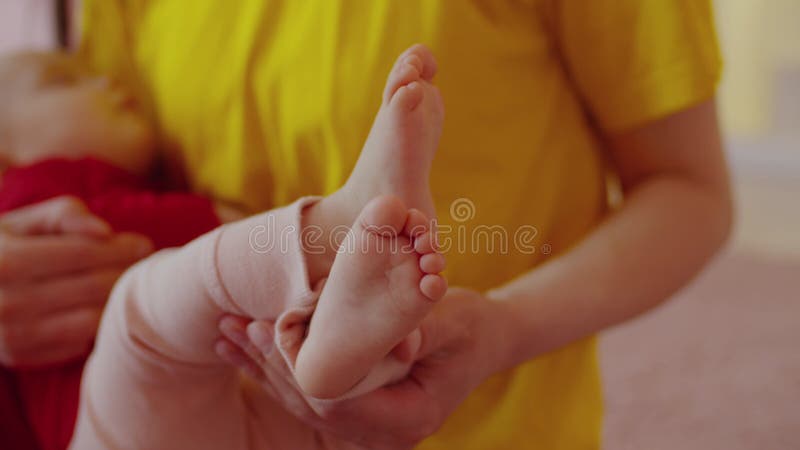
[220,319,247,345]
[403,55,420,68]
[247,322,274,353]
[80,217,112,237]
[63,215,110,237]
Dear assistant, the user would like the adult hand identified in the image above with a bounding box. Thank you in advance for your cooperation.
[216,287,512,450]
[0,196,153,367]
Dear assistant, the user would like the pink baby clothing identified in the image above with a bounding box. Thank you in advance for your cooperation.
[71,198,413,449]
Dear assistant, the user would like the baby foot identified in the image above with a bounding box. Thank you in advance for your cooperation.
[334,44,444,221]
[305,44,444,283]
[295,195,447,399]
[291,45,446,398]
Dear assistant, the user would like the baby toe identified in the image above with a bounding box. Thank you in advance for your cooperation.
[419,252,446,274]
[391,81,425,111]
[414,230,438,254]
[383,58,421,104]
[420,273,448,301]
[403,208,430,238]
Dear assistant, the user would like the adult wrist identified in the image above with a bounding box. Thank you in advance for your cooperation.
[484,282,555,373]
[478,292,529,376]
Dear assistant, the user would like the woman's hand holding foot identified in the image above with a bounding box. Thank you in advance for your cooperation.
[216,287,512,450]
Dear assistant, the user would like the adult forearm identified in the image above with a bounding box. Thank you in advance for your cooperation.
[487,175,733,371]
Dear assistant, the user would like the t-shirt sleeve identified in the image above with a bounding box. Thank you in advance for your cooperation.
[552,0,723,132]
[79,0,143,92]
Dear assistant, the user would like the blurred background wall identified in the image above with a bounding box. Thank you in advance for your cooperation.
[0,0,59,54]
[715,0,800,259]
[718,0,800,136]
[1,1,797,449]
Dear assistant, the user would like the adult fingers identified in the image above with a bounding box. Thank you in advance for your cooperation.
[218,316,317,420]
[334,377,436,427]
[0,306,101,367]
[0,232,152,282]
[319,378,437,450]
[244,320,325,425]
[215,336,295,408]
[214,338,268,383]
[413,289,474,361]
[0,267,126,322]
[218,315,266,366]
[7,339,92,369]
[243,320,302,390]
[24,305,101,353]
[0,196,111,237]
[390,329,422,363]
[246,320,301,382]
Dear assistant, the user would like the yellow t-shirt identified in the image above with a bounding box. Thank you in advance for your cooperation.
[81,1,721,448]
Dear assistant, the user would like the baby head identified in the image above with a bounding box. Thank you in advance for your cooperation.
[0,51,155,174]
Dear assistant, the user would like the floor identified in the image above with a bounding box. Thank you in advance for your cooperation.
[600,164,800,449]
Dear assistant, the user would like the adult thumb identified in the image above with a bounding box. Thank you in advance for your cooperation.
[0,196,111,237]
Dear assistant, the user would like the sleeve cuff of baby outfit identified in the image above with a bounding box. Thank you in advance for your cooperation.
[202,196,323,320]
[201,196,415,400]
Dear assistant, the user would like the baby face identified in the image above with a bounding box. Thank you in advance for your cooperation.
[0,52,155,174]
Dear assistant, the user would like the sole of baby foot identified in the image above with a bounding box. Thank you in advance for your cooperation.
[295,195,447,399]
[335,44,444,222]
